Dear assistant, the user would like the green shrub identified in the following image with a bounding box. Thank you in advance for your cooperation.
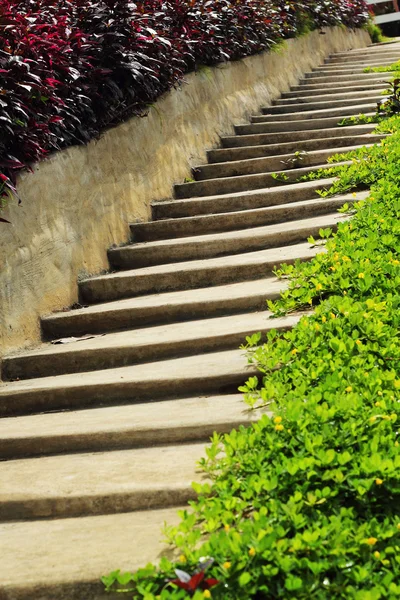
[364,21,385,44]
[102,54,400,600]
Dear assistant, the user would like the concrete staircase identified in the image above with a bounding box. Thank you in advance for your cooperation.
[1,41,400,599]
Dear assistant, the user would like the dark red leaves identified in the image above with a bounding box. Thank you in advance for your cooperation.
[0,0,369,203]
[170,566,220,593]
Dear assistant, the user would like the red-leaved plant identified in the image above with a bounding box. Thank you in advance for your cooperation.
[0,0,369,203]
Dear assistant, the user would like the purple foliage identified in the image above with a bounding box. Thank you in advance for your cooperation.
[0,0,369,198]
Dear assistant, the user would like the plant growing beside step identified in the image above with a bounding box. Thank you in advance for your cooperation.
[102,103,400,600]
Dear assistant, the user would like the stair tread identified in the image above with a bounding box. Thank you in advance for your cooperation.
[206,135,382,163]
[43,277,286,331]
[0,441,206,516]
[251,103,377,121]
[0,393,265,458]
[0,347,258,410]
[268,96,385,110]
[116,211,346,253]
[221,125,376,147]
[3,310,299,376]
[0,507,181,597]
[154,176,336,209]
[136,193,369,239]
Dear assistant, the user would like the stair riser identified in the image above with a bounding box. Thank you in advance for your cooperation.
[42,289,278,339]
[206,134,384,163]
[174,161,341,199]
[196,148,333,180]
[307,67,392,76]
[111,219,339,269]
[79,251,317,304]
[4,320,293,381]
[221,125,374,148]
[196,146,358,180]
[136,197,354,242]
[153,179,332,219]
[0,369,256,417]
[0,415,258,460]
[294,77,387,88]
[318,60,400,70]
[333,47,400,57]
[0,487,196,522]
[250,105,376,123]
[268,95,382,113]
[299,73,387,85]
[283,85,386,98]
[325,54,400,64]
[236,114,374,134]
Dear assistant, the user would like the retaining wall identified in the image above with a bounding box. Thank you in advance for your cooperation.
[0,26,370,357]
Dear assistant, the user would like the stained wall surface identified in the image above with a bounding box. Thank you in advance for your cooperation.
[0,26,370,357]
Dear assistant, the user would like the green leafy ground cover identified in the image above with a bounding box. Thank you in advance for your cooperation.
[103,62,400,600]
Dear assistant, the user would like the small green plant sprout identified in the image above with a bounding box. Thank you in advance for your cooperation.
[281,150,309,169]
[240,332,262,350]
[271,172,289,182]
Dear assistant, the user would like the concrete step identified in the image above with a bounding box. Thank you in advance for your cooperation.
[236,115,376,133]
[206,133,383,163]
[0,393,267,459]
[136,194,363,241]
[174,160,349,199]
[267,95,384,113]
[110,211,346,269]
[326,51,400,63]
[328,47,400,59]
[317,59,399,70]
[283,84,386,98]
[292,78,387,90]
[0,442,207,520]
[299,72,388,85]
[79,241,322,304]
[196,146,378,179]
[0,507,182,600]
[307,65,392,76]
[250,103,377,122]
[154,177,336,218]
[198,141,378,179]
[2,310,298,380]
[0,347,261,416]
[221,124,375,148]
[42,277,286,338]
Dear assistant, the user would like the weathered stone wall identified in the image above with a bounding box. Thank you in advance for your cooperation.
[0,26,370,357]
